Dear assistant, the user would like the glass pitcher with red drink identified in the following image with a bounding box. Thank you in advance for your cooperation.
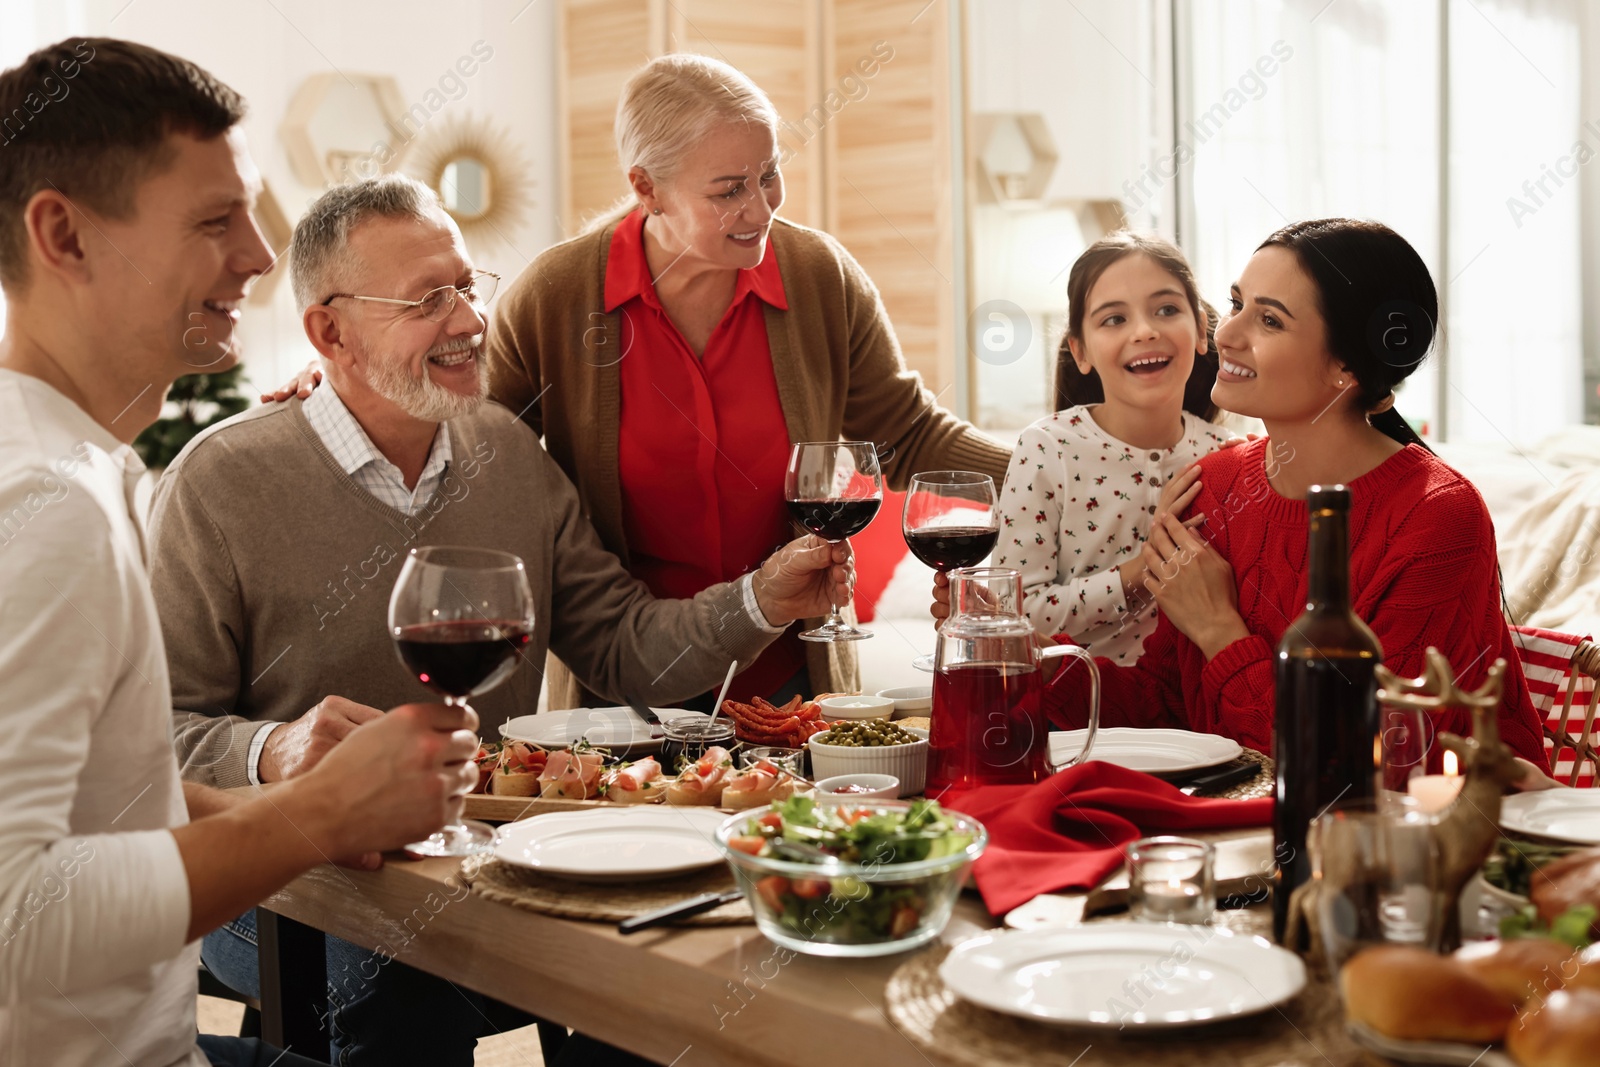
[927,567,1100,792]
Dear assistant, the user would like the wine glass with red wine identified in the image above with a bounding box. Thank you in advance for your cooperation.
[784,441,882,642]
[903,471,999,672]
[388,545,534,856]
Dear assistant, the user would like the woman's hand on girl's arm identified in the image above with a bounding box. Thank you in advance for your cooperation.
[1158,463,1205,518]
[1119,465,1207,603]
[259,361,322,404]
[1142,512,1249,659]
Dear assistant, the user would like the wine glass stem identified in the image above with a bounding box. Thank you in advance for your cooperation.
[446,697,476,826]
[827,538,845,626]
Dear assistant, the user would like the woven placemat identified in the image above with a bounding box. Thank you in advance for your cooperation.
[1200,747,1273,801]
[463,858,753,925]
[884,910,1362,1067]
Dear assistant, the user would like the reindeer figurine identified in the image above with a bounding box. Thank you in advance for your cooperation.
[1284,647,1529,962]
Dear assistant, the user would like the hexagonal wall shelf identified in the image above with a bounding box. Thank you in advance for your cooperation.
[972,112,1059,206]
[246,179,293,306]
[280,72,411,187]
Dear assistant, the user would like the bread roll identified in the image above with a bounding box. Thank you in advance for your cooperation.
[491,769,541,797]
[1454,938,1575,1006]
[1560,943,1600,992]
[1341,946,1515,1043]
[1530,848,1600,937]
[1506,988,1600,1067]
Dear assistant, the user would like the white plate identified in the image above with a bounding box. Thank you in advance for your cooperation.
[493,807,728,882]
[498,708,708,755]
[1048,727,1242,776]
[1501,790,1600,845]
[940,922,1306,1029]
[1347,1022,1518,1066]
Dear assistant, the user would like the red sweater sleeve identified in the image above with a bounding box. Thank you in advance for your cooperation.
[1353,481,1549,771]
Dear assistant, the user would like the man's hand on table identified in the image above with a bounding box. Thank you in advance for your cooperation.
[752,535,856,626]
[298,702,481,859]
[259,695,385,782]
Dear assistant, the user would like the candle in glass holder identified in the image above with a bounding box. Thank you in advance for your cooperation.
[1408,750,1464,815]
[1126,837,1216,924]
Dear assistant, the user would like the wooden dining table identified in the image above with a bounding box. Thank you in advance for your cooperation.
[250,813,1374,1067]
[257,846,983,1066]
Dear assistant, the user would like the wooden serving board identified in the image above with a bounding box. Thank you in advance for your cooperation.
[462,793,740,823]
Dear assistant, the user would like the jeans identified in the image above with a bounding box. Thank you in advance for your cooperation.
[196,1035,328,1067]
[202,909,524,1066]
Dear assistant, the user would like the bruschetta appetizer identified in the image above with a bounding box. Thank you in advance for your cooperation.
[602,756,667,804]
[665,746,733,806]
[491,741,546,797]
[720,759,796,810]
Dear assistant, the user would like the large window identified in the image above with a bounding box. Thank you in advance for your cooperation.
[1182,0,1582,445]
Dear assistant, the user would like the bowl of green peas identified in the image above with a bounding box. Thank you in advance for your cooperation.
[807,719,928,797]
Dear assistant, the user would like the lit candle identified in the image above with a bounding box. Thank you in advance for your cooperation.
[1408,750,1464,815]
[1136,878,1210,924]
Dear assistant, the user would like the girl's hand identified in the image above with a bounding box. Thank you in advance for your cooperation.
[930,570,952,621]
[1141,512,1249,659]
[260,360,323,403]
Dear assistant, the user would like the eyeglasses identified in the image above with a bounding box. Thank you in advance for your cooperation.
[321,270,500,322]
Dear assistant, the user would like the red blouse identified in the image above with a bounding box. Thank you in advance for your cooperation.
[606,210,805,699]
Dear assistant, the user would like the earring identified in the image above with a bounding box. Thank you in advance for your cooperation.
[651,207,663,216]
[1337,379,1346,387]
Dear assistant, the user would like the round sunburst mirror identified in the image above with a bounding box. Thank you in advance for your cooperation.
[406,114,533,248]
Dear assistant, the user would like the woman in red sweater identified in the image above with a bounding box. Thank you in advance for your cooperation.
[937,219,1550,770]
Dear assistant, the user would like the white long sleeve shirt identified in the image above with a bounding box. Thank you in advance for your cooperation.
[0,370,204,1067]
[994,405,1233,664]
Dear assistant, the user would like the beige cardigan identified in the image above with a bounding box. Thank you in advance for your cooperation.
[486,214,1013,703]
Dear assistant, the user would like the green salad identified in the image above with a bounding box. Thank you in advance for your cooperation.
[1482,839,1575,898]
[725,797,974,943]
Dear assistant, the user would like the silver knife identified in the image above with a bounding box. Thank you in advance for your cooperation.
[618,889,744,934]
[625,698,664,738]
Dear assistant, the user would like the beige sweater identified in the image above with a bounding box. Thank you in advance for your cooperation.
[149,398,777,789]
[486,214,1013,701]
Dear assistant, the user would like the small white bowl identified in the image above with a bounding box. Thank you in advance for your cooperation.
[814,774,901,802]
[875,686,933,719]
[808,727,928,797]
[817,694,895,721]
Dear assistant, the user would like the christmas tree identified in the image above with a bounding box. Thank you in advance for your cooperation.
[133,366,251,469]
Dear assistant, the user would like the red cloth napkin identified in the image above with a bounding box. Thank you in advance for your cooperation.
[938,761,1273,916]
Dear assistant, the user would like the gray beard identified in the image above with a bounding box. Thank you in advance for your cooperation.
[364,345,487,422]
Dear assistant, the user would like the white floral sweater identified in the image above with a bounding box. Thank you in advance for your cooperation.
[995,405,1234,664]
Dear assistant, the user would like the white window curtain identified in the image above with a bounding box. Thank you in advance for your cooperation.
[1445,0,1582,445]
[1182,0,1582,445]
[1182,0,1443,435]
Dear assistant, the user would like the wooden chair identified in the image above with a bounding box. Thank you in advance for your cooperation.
[1544,639,1600,787]
[1513,626,1600,787]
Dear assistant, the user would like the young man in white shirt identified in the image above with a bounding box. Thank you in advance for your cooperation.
[0,37,481,1067]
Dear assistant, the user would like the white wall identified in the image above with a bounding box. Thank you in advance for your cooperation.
[0,0,560,393]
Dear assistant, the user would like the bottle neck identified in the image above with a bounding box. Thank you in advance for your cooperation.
[1305,506,1351,612]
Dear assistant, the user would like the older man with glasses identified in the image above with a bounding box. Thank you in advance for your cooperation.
[147,173,852,1065]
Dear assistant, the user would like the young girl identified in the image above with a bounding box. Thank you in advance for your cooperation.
[995,232,1234,664]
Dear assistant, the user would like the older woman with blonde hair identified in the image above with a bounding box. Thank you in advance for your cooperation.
[272,54,1009,708]
[492,53,1009,708]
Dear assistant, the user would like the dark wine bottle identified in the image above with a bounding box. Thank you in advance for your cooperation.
[1271,485,1383,943]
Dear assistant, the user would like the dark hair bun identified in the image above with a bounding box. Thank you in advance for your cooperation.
[1366,299,1435,371]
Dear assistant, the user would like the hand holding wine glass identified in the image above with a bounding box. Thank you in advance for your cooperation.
[903,471,999,671]
[784,442,881,642]
[389,545,535,857]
